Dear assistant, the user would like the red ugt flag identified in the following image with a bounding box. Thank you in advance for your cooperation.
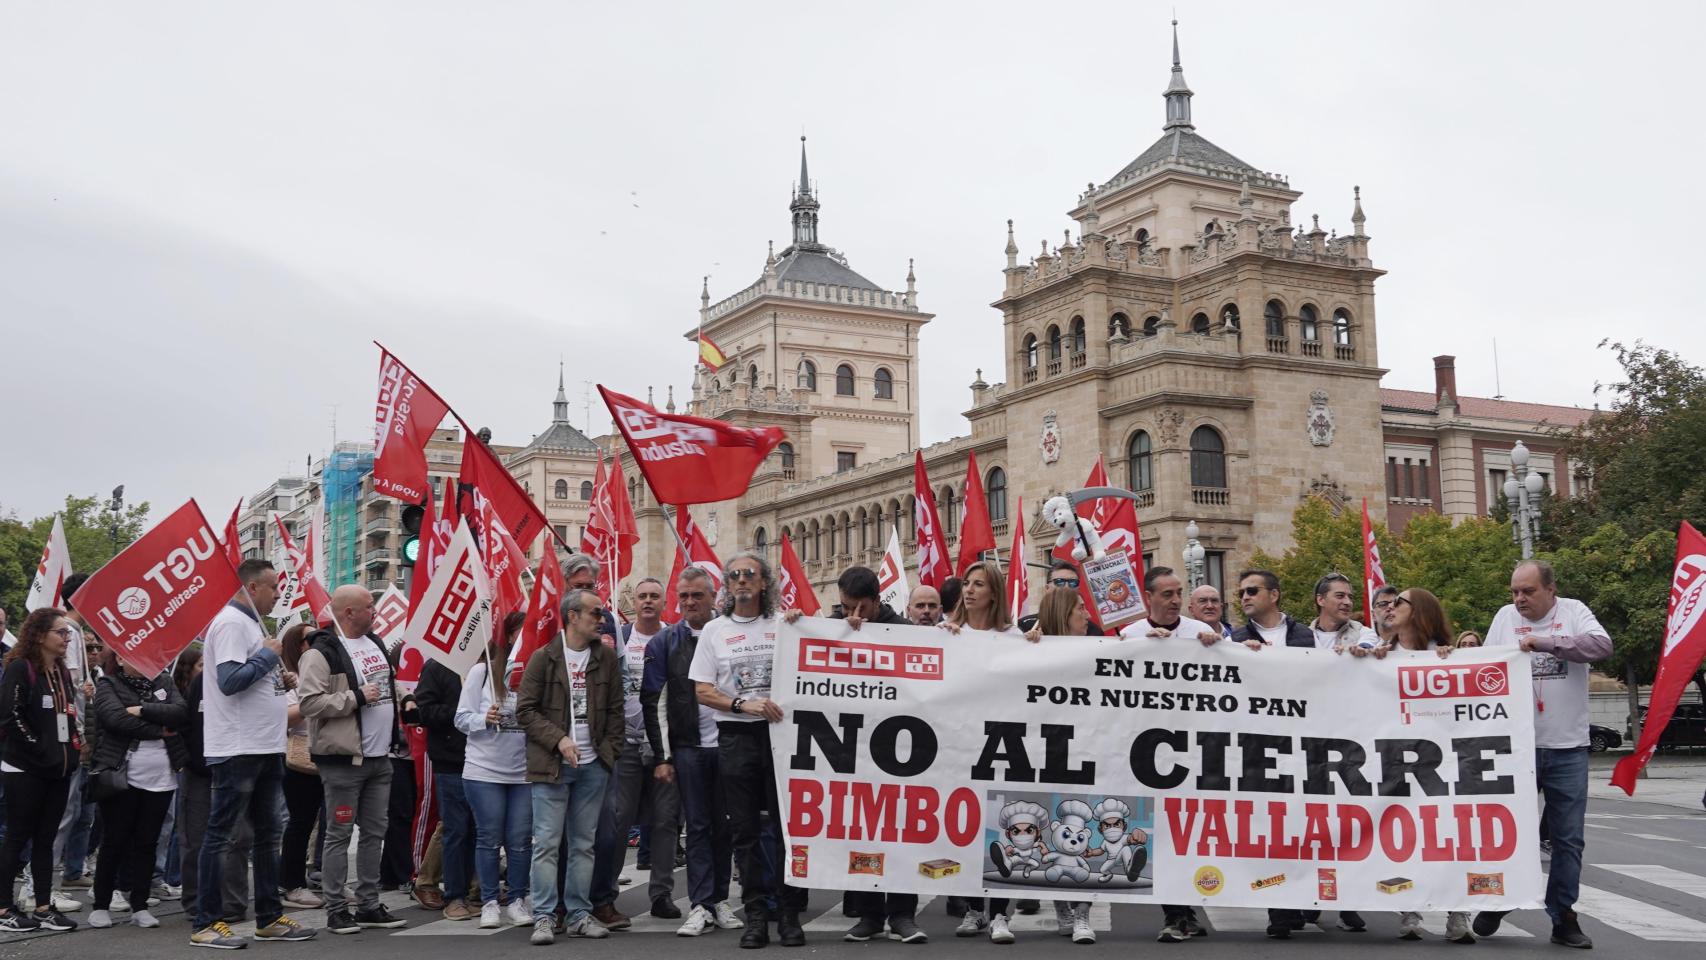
[372,345,453,503]
[70,500,240,678]
[913,452,949,589]
[600,386,783,505]
[778,531,820,616]
[1613,521,1706,794]
[459,429,548,551]
[275,515,333,626]
[1362,498,1387,628]
[956,451,996,576]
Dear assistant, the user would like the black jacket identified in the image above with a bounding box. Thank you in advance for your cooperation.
[91,672,191,774]
[182,672,210,776]
[839,604,909,627]
[414,658,466,773]
[642,620,705,762]
[1231,614,1314,648]
[0,657,80,779]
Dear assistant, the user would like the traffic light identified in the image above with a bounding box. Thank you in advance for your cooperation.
[400,503,425,567]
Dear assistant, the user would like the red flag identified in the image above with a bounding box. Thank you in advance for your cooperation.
[1053,457,1145,629]
[372,345,453,503]
[70,500,240,678]
[458,430,547,551]
[477,491,529,621]
[25,514,71,613]
[219,499,243,572]
[661,508,723,622]
[1362,498,1387,628]
[581,457,639,607]
[956,451,996,576]
[408,479,455,620]
[275,515,333,626]
[510,550,565,687]
[600,385,784,505]
[399,523,495,678]
[913,452,949,589]
[607,456,639,577]
[778,531,820,616]
[1613,522,1706,793]
[1007,496,1029,622]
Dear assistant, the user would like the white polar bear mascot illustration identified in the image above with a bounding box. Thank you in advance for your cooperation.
[1043,495,1106,562]
[989,800,1050,879]
[1091,798,1149,882]
[1041,799,1096,884]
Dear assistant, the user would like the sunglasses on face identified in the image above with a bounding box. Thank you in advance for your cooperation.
[1241,586,1265,597]
[1394,596,1412,608]
[1049,577,1081,589]
[580,607,607,619]
[727,569,761,582]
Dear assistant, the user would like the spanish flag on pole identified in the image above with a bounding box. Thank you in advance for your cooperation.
[698,332,729,371]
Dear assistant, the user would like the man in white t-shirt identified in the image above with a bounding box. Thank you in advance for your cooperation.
[1118,566,1219,645]
[689,552,805,949]
[1467,560,1610,949]
[298,585,406,936]
[1309,573,1381,651]
[192,559,317,948]
[591,577,681,921]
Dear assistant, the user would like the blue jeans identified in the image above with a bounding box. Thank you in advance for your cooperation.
[1537,747,1588,922]
[465,779,532,906]
[675,744,732,910]
[156,788,178,885]
[196,754,286,929]
[530,761,609,924]
[434,773,474,903]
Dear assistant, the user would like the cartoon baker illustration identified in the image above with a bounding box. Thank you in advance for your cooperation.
[988,800,1050,879]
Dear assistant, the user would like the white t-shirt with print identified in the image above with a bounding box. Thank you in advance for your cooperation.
[203,604,287,758]
[622,627,656,744]
[1484,598,1608,749]
[563,641,595,760]
[682,625,720,747]
[688,614,778,724]
[1119,615,1216,642]
[455,661,527,784]
[340,633,395,758]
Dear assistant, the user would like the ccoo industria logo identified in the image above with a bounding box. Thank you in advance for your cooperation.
[798,637,944,681]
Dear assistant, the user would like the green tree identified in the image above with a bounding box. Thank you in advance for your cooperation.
[1250,498,1392,625]
[0,494,152,616]
[1538,524,1674,685]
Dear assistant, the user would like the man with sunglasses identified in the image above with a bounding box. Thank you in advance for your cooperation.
[1187,586,1233,640]
[517,588,626,944]
[1229,570,1312,650]
[1018,560,1105,635]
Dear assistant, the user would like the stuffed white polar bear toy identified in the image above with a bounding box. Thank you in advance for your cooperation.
[1043,495,1106,562]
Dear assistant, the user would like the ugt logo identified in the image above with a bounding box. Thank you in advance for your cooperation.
[1397,662,1509,700]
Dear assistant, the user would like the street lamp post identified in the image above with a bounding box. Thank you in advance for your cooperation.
[1503,441,1545,559]
[1183,520,1206,589]
[107,484,125,553]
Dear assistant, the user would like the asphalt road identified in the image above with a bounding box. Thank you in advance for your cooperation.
[4,757,1702,960]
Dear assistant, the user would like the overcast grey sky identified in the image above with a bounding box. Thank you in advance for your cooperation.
[3,1,1702,521]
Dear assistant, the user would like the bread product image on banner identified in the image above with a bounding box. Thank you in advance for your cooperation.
[1378,877,1415,895]
[918,859,961,879]
[790,845,809,879]
[848,852,885,876]
[981,791,1153,895]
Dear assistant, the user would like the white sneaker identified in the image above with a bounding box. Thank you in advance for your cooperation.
[89,909,113,928]
[1072,914,1096,944]
[955,913,988,937]
[479,902,501,929]
[505,898,532,927]
[1055,902,1074,936]
[134,909,160,928]
[990,914,1015,944]
[712,902,743,930]
[677,904,713,937]
[1398,912,1424,940]
[52,891,82,912]
[564,916,609,938]
[1446,911,1476,943]
[282,887,324,908]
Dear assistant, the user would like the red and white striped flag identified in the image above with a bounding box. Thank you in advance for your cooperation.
[1362,498,1387,628]
[913,452,949,589]
[1007,496,1029,622]
[778,531,820,616]
[1613,522,1706,793]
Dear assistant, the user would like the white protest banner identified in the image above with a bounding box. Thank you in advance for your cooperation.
[771,617,1541,911]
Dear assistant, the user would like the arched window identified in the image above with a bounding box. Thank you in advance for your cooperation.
[1203,219,1219,236]
[554,479,569,499]
[1023,334,1039,368]
[1300,304,1320,342]
[1109,313,1131,339]
[797,359,817,391]
[1264,299,1286,337]
[1220,303,1240,330]
[1190,426,1227,488]
[1134,228,1150,249]
[835,364,855,396]
[1046,325,1062,360]
[1127,430,1154,492]
[1333,308,1352,346]
[747,363,758,387]
[1142,315,1160,337]
[810,519,822,560]
[1069,316,1086,354]
[1191,312,1211,334]
[855,507,869,553]
[778,441,796,476]
[940,486,956,537]
[986,467,1008,522]
[874,368,894,399]
[754,526,767,556]
[627,477,637,504]
[579,480,594,500]
[728,370,739,388]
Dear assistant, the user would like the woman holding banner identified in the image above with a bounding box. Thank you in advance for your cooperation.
[87,646,190,929]
[0,609,82,933]
[455,612,535,929]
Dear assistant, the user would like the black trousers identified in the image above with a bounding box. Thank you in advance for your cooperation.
[280,769,322,890]
[0,772,72,913]
[717,722,807,916]
[848,891,918,920]
[380,758,417,887]
[94,788,174,912]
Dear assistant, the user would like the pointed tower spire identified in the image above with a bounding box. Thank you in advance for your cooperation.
[666,384,676,414]
[700,275,710,308]
[797,135,811,198]
[553,362,569,423]
[788,135,822,251]
[1163,19,1194,131]
[905,258,916,294]
[1351,185,1367,236]
[1004,219,1019,269]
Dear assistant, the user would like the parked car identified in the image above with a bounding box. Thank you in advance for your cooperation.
[1588,724,1622,752]
[1630,704,1706,751]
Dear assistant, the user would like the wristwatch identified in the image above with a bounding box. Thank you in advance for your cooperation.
[731,697,745,715]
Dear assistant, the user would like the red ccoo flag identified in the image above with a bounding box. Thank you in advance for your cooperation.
[459,428,548,551]
[913,452,949,589]
[70,500,241,678]
[1362,498,1387,628]
[1007,496,1029,622]
[1053,456,1145,629]
[778,530,820,616]
[582,456,639,607]
[956,451,996,576]
[372,345,453,504]
[1613,522,1706,793]
[510,549,565,687]
[219,500,244,572]
[661,508,723,623]
[600,386,784,505]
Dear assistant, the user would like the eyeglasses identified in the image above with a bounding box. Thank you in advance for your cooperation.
[1373,599,1398,610]
[1241,586,1265,597]
[727,569,761,582]
[580,607,607,619]
[1393,596,1412,608]
[1049,577,1081,589]
[51,627,75,639]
